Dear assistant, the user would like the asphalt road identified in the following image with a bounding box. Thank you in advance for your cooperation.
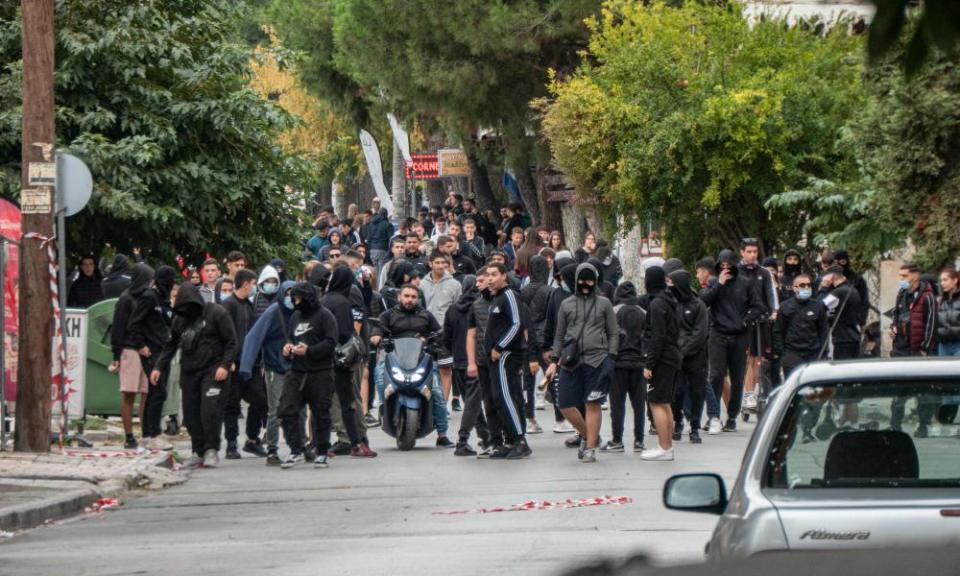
[0,409,753,576]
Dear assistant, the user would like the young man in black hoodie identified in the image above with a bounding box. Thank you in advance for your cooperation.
[110,263,154,449]
[541,260,579,437]
[151,283,237,468]
[738,238,778,414]
[322,266,376,457]
[467,266,505,456]
[640,266,683,461]
[221,269,268,459]
[774,273,828,378]
[668,269,709,445]
[603,282,647,453]
[700,249,763,433]
[277,282,339,469]
[446,275,489,455]
[127,265,176,451]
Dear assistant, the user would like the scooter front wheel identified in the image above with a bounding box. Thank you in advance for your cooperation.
[397,407,419,451]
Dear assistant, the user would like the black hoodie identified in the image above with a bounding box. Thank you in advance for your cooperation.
[322,266,358,346]
[381,260,414,311]
[67,263,103,308]
[669,270,709,359]
[156,282,237,374]
[110,263,155,361]
[613,282,646,369]
[443,275,479,369]
[642,268,682,371]
[101,254,133,299]
[780,248,803,299]
[541,262,577,356]
[287,282,339,372]
[700,250,762,335]
[126,264,173,357]
[520,255,552,341]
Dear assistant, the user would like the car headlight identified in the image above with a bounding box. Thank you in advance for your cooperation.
[390,367,404,381]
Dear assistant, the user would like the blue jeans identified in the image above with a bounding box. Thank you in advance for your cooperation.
[375,362,448,435]
[704,380,720,419]
[940,341,960,358]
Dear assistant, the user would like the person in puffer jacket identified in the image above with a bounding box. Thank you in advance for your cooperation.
[938,267,960,357]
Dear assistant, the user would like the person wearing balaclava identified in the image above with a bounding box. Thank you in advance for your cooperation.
[152,282,237,469]
[101,253,133,299]
[545,262,619,464]
[109,263,155,449]
[604,282,647,453]
[588,256,616,301]
[667,269,708,445]
[638,266,682,461]
[128,265,177,451]
[780,249,804,301]
[832,249,870,327]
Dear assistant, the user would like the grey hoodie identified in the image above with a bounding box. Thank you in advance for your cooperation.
[420,270,462,326]
[552,263,619,368]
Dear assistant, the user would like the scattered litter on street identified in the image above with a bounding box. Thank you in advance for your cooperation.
[433,495,632,515]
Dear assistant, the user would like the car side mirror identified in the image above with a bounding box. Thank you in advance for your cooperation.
[663,473,728,515]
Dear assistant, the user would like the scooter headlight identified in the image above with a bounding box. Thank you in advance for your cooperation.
[390,366,405,381]
[408,367,427,383]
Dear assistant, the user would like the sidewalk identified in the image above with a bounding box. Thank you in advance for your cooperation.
[0,448,187,534]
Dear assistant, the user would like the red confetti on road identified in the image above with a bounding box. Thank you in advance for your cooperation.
[85,498,120,513]
[433,495,632,515]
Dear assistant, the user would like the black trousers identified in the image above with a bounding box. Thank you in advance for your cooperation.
[708,331,749,420]
[456,367,490,444]
[491,352,525,443]
[523,368,536,419]
[223,370,267,445]
[478,364,504,446]
[334,367,362,446]
[782,350,817,380]
[611,367,645,444]
[141,355,167,438]
[181,367,227,455]
[674,353,707,430]
[279,369,334,455]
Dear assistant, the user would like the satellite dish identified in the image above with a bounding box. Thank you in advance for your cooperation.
[57,153,93,217]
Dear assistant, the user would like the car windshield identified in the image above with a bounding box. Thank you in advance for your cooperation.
[765,379,960,489]
[390,337,423,371]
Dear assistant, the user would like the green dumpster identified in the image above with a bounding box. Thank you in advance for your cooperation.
[84,298,180,421]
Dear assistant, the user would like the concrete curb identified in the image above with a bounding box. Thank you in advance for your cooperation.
[0,484,98,533]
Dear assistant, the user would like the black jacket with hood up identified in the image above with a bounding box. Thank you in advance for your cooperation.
[520,255,552,341]
[156,282,237,374]
[700,250,763,336]
[444,275,478,369]
[613,282,646,369]
[101,254,133,299]
[541,262,577,356]
[110,263,154,361]
[322,266,359,346]
[668,270,709,360]
[642,274,683,371]
[287,282,338,372]
[126,265,175,355]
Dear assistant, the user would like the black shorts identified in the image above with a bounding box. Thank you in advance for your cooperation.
[558,357,614,409]
[746,322,773,357]
[646,365,679,405]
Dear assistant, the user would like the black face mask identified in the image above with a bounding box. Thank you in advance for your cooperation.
[578,281,595,296]
[784,261,801,275]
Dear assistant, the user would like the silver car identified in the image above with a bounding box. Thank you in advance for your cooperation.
[663,358,960,560]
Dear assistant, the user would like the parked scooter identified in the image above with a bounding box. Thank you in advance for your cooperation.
[380,336,438,450]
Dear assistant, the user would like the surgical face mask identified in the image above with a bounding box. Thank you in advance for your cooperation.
[248,284,258,301]
[283,295,294,310]
[796,288,813,301]
[561,280,572,294]
[899,279,911,291]
[261,282,279,295]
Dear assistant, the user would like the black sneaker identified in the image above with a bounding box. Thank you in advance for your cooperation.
[633,440,645,453]
[436,436,455,448]
[649,424,657,435]
[225,443,242,460]
[123,437,138,450]
[722,419,737,433]
[304,446,318,462]
[451,397,462,412]
[672,429,682,441]
[489,445,512,459]
[330,441,352,456]
[266,452,282,467]
[363,412,380,427]
[243,439,268,457]
[564,433,582,448]
[577,438,587,460]
[454,442,477,457]
[506,440,532,459]
[600,440,624,452]
[689,431,702,444]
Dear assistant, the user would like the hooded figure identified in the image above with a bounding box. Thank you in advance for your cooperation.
[443,275,480,374]
[587,257,616,301]
[832,249,870,327]
[613,282,645,370]
[102,254,133,299]
[542,261,579,355]
[668,269,709,438]
[663,258,684,276]
[254,265,282,317]
[381,260,415,311]
[780,249,803,299]
[595,241,624,287]
[240,280,297,380]
[68,255,104,308]
[110,263,156,364]
[323,266,359,346]
[641,266,682,390]
[269,258,288,283]
[319,230,344,261]
[520,255,552,342]
[552,263,619,371]
[608,281,647,449]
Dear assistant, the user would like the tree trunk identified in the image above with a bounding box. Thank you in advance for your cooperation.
[514,165,542,226]
[425,180,444,207]
[467,153,498,213]
[332,180,347,220]
[537,165,563,233]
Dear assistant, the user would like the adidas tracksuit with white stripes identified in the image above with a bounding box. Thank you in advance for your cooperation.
[485,287,526,444]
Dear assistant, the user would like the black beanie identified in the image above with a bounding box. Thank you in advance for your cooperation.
[645,265,667,294]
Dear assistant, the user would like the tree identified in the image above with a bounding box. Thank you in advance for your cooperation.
[0,0,316,265]
[539,1,865,263]
[868,0,960,76]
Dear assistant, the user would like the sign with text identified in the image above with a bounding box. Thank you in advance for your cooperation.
[28,162,56,186]
[405,153,440,180]
[438,148,470,178]
[21,188,51,214]
[51,309,87,419]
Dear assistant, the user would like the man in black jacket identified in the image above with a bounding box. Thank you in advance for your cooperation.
[700,249,763,433]
[467,266,505,455]
[221,269,268,460]
[127,265,175,451]
[669,269,709,444]
[774,273,828,378]
[110,263,154,449]
[541,260,578,436]
[151,283,237,469]
[738,238,778,415]
[819,265,863,361]
[101,254,133,299]
[833,250,870,328]
[67,254,104,308]
[322,266,375,457]
[276,282,339,469]
[603,282,646,453]
[445,275,489,456]
[640,266,683,461]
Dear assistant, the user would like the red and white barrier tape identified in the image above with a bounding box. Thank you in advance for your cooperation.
[433,495,633,516]
[23,232,69,448]
[85,498,120,513]
[63,449,163,459]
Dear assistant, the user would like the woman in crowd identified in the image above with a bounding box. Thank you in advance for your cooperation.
[938,267,960,357]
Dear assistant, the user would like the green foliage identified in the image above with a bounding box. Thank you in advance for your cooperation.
[540,1,866,263]
[868,0,960,77]
[0,0,316,265]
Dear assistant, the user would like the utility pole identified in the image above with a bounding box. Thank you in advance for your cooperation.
[15,0,55,452]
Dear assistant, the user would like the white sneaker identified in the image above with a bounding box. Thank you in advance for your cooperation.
[553,421,575,434]
[535,393,546,410]
[281,453,304,469]
[143,437,174,451]
[743,392,758,410]
[182,454,204,469]
[202,449,219,468]
[640,446,675,461]
[526,421,543,434]
[708,417,722,435]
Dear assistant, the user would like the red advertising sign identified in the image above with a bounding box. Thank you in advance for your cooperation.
[405,153,440,180]
[0,199,20,404]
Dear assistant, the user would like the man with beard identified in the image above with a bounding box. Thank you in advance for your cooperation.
[151,283,237,468]
[545,262,618,463]
[640,266,683,461]
[126,265,177,451]
[438,235,476,281]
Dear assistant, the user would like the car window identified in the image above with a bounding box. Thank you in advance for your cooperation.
[765,380,960,489]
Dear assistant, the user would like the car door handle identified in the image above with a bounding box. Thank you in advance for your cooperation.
[940,509,960,517]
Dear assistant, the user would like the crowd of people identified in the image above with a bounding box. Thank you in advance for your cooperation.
[72,190,960,468]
